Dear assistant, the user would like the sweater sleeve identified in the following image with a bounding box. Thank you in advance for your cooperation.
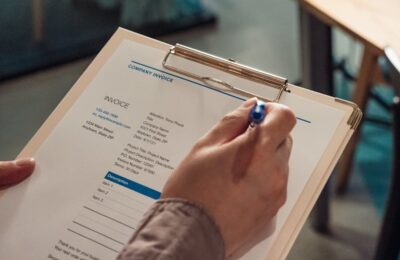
[117,198,225,260]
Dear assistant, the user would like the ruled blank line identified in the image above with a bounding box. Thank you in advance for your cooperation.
[72,221,125,245]
[102,195,146,214]
[83,206,136,230]
[67,228,119,253]
[89,199,141,222]
[78,214,131,237]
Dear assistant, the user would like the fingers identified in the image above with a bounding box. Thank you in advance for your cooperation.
[258,103,296,149]
[200,98,257,146]
[199,100,296,165]
[229,103,296,151]
[0,158,35,188]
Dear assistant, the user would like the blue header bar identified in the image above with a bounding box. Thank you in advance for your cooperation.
[105,172,161,200]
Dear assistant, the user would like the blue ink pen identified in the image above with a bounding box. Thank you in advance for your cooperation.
[250,100,267,127]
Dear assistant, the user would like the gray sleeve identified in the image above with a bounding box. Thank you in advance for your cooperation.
[117,198,225,260]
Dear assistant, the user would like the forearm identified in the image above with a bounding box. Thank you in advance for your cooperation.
[117,198,225,260]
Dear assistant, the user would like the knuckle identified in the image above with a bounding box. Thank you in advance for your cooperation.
[287,135,293,146]
[260,188,272,201]
[260,169,288,201]
[277,189,287,207]
[221,112,241,124]
[274,162,289,177]
[285,136,294,153]
[282,162,290,175]
[192,137,207,151]
[259,135,273,148]
[271,170,288,195]
[277,105,296,126]
[267,102,280,110]
[276,173,288,191]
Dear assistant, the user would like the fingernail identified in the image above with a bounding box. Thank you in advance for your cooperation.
[15,158,35,167]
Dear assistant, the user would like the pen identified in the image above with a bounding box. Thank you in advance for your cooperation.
[250,100,267,127]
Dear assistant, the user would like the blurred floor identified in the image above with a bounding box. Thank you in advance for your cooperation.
[0,0,381,259]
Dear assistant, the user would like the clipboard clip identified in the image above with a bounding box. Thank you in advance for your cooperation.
[162,44,289,102]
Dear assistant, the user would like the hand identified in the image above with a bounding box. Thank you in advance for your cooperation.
[162,98,296,256]
[0,158,35,190]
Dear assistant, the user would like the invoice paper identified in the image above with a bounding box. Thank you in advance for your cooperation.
[0,38,344,260]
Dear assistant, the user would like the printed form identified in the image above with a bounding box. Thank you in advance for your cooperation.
[0,39,344,260]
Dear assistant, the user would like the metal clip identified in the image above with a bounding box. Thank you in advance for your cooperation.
[162,44,288,102]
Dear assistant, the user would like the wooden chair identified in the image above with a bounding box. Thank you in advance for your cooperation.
[336,46,392,193]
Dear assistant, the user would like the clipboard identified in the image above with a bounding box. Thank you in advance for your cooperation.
[12,28,361,260]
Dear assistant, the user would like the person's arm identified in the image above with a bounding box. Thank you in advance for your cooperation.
[118,198,225,260]
[118,98,296,259]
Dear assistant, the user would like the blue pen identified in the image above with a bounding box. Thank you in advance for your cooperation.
[250,100,267,127]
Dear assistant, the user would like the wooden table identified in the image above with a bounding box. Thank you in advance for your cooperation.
[298,1,400,259]
[301,0,400,55]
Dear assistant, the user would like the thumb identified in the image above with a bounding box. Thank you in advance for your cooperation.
[202,98,257,146]
[0,158,35,188]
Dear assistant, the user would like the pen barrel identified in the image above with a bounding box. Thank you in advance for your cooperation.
[250,102,266,124]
